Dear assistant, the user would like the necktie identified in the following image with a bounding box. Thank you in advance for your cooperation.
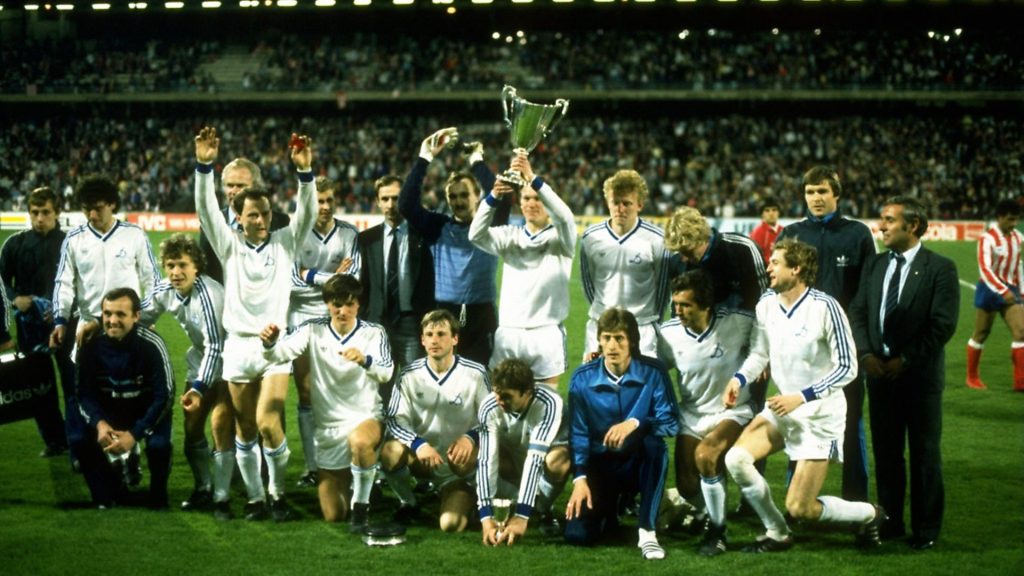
[386,228,400,325]
[884,252,905,320]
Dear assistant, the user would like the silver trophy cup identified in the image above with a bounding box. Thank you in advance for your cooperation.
[498,85,569,189]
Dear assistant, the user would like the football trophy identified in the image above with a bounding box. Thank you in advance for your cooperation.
[497,85,569,189]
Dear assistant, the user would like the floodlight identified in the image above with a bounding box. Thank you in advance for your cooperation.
[165,1,184,7]
[278,0,297,6]
[354,0,370,6]
[393,0,413,4]
[472,0,493,3]
[25,4,40,9]
[202,0,220,6]
[432,0,452,4]
[92,3,111,8]
[56,3,73,8]
[315,0,336,5]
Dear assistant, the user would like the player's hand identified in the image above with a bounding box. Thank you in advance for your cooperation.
[49,325,65,349]
[341,347,366,366]
[415,443,443,470]
[96,420,116,449]
[566,478,592,520]
[104,430,136,455]
[481,518,501,546]
[511,151,535,184]
[12,295,34,314]
[420,127,458,160]
[290,133,313,170]
[603,419,639,450]
[582,350,600,363]
[497,516,528,546]
[336,257,353,274]
[194,126,220,164]
[1003,290,1017,305]
[723,378,742,408]
[181,389,203,413]
[260,323,281,347]
[491,180,515,199]
[767,394,804,417]
[78,319,101,347]
[447,435,475,467]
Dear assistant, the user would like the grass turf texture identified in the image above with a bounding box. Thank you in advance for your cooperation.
[1,231,1022,575]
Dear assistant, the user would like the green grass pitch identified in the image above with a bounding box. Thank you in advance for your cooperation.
[0,230,1021,575]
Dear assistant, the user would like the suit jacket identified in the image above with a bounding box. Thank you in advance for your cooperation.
[849,245,960,389]
[199,207,291,285]
[358,222,435,324]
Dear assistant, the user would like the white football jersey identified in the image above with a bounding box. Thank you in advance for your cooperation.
[141,275,225,393]
[476,385,562,517]
[386,356,490,454]
[52,220,160,323]
[290,219,361,320]
[580,218,671,325]
[736,288,857,402]
[195,168,316,336]
[658,306,755,416]
[264,318,392,428]
[468,180,576,328]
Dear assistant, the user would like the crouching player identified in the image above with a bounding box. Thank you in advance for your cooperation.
[260,275,392,530]
[381,309,490,532]
[140,234,235,517]
[565,308,680,560]
[657,270,755,556]
[477,358,571,546]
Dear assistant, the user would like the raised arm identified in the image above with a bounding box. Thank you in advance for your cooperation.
[399,128,459,243]
[287,133,318,254]
[194,127,235,260]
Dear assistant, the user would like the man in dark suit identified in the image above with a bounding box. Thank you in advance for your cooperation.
[849,196,960,551]
[359,175,435,372]
[199,158,290,284]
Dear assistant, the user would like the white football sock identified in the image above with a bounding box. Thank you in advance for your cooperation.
[817,495,875,524]
[211,449,235,503]
[184,438,212,491]
[263,440,291,498]
[297,404,317,472]
[701,474,727,527]
[235,437,265,502]
[351,464,376,505]
[384,465,417,506]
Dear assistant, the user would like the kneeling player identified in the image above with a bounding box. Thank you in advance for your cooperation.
[565,308,680,560]
[477,358,570,546]
[381,309,490,532]
[261,275,392,530]
[657,270,754,556]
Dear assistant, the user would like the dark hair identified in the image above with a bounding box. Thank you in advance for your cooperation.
[322,274,362,305]
[670,269,715,310]
[159,233,206,274]
[420,309,460,338]
[445,171,481,198]
[103,287,141,313]
[76,174,120,212]
[28,187,60,212]
[375,175,403,195]
[760,196,781,214]
[773,238,818,286]
[597,307,641,358]
[231,187,272,217]
[995,199,1021,218]
[884,195,930,238]
[491,358,535,393]
[802,165,842,198]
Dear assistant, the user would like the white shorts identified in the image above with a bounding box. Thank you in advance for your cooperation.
[490,325,567,380]
[680,404,754,440]
[584,318,659,359]
[221,334,291,383]
[314,423,358,470]
[759,396,846,463]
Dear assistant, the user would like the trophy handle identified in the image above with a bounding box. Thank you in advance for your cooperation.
[501,85,518,129]
[544,98,570,137]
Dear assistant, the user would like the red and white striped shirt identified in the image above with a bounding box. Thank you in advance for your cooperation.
[978,224,1024,294]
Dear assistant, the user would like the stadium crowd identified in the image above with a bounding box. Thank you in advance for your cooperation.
[1,112,1020,219]
[2,29,1021,94]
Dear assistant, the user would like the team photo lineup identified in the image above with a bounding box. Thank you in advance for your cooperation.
[12,113,1018,560]
[0,2,1022,572]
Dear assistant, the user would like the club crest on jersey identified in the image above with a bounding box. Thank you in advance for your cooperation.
[115,248,128,259]
[710,344,724,359]
[264,254,276,268]
[450,394,464,406]
[794,326,808,338]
